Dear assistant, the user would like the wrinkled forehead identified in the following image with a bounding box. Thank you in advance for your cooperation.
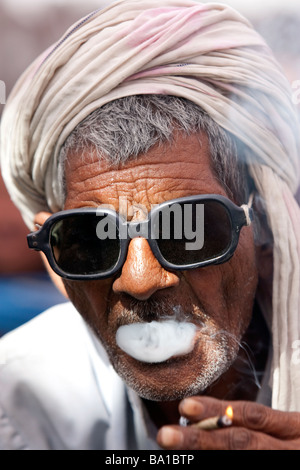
[63,132,227,212]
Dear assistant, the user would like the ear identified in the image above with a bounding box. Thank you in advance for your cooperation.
[34,211,52,227]
[34,211,69,300]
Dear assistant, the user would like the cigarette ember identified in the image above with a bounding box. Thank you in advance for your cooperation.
[192,405,233,430]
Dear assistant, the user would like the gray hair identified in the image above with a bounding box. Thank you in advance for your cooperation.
[59,95,249,204]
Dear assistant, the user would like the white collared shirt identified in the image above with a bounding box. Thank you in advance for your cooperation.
[0,302,160,450]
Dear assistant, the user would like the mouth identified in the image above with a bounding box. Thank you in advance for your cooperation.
[116,319,198,363]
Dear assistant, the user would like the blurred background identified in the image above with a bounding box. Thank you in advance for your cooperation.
[0,0,299,336]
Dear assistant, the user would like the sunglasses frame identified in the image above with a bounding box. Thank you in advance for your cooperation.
[27,194,253,280]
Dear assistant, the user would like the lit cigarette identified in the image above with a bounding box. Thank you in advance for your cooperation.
[192,405,233,430]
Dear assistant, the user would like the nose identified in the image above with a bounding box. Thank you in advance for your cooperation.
[112,238,180,300]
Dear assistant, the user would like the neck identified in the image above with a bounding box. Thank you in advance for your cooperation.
[143,399,181,427]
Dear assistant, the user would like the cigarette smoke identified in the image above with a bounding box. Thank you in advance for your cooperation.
[116,320,197,363]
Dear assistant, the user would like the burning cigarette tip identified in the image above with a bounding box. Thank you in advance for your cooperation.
[226,405,233,420]
[192,405,233,430]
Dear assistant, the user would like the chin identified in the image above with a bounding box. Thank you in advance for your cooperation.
[110,338,237,402]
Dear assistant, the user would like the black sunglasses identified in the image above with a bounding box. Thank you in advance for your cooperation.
[27,194,253,280]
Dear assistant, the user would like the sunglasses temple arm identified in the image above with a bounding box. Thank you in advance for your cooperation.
[241,192,254,227]
[27,224,45,251]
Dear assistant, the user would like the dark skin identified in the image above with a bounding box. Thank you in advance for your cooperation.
[157,396,300,450]
[144,303,270,429]
[35,132,300,449]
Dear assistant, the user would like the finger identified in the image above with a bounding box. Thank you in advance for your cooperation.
[179,396,300,440]
[157,424,300,450]
[179,396,228,422]
[157,425,258,450]
[231,400,300,440]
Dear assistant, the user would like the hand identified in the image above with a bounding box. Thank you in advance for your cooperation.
[156,396,300,450]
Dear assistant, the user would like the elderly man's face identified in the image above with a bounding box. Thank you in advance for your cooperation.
[62,132,258,401]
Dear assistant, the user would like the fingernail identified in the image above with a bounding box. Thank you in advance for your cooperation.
[158,427,184,448]
[180,397,204,416]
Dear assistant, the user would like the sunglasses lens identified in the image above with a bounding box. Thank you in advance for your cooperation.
[50,214,120,276]
[156,200,232,266]
[44,197,237,278]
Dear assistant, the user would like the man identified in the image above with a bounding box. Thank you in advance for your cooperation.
[0,0,300,450]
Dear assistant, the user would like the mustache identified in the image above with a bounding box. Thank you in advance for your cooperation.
[108,292,208,327]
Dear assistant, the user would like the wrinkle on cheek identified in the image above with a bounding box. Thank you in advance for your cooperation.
[222,259,258,334]
[63,281,90,315]
[184,249,257,339]
[184,267,226,314]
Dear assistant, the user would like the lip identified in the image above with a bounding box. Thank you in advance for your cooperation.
[120,340,200,368]
[115,320,198,364]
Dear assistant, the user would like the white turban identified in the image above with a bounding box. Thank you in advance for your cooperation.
[1,0,300,411]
